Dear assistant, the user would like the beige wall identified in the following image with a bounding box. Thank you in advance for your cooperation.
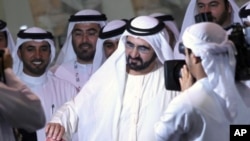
[1,0,34,40]
[102,0,135,21]
[0,0,5,20]
[0,0,249,40]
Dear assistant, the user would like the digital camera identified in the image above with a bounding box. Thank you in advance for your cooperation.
[164,12,213,91]
[227,23,250,81]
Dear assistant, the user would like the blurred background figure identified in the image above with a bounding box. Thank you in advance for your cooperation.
[149,12,179,50]
[0,20,15,52]
[174,0,242,60]
[93,19,127,67]
[0,48,45,141]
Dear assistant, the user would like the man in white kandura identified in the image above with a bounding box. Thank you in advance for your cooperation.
[45,15,179,141]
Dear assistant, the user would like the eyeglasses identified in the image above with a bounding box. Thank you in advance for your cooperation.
[72,29,98,37]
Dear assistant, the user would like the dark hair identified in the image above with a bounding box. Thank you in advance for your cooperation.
[224,0,230,11]
[0,31,7,45]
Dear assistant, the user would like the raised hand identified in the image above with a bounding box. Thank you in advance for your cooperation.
[179,65,194,91]
[45,123,65,141]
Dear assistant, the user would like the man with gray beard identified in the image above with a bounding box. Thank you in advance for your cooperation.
[45,15,179,141]
[51,9,107,92]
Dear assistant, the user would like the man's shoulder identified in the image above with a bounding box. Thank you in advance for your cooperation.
[168,80,212,110]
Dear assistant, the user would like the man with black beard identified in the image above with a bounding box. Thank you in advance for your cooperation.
[174,0,242,59]
[45,15,179,141]
[51,9,107,91]
[12,27,78,141]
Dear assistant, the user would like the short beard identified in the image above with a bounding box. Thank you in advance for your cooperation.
[76,50,95,62]
[73,42,96,62]
[126,53,157,71]
[215,9,230,27]
[22,62,47,76]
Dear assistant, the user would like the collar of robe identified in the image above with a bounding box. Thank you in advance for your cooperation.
[17,30,54,39]
[68,14,107,22]
[126,18,165,36]
[21,72,47,86]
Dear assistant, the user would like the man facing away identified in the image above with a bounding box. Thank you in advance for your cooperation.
[0,48,45,141]
[154,22,250,141]
[174,0,242,59]
[12,27,78,141]
[51,9,107,91]
[45,15,179,141]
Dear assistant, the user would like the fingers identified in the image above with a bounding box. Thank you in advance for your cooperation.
[45,123,65,141]
[0,48,13,69]
[179,65,193,91]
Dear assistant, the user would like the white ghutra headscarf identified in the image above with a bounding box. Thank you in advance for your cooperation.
[55,9,107,66]
[149,12,180,46]
[182,22,239,119]
[93,19,127,71]
[12,27,56,76]
[120,16,174,63]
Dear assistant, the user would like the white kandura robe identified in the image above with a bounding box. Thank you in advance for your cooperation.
[19,72,78,141]
[52,60,93,91]
[51,64,179,141]
[155,78,250,141]
[0,69,45,141]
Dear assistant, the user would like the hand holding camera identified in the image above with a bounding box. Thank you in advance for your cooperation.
[0,48,13,83]
[179,65,194,91]
[0,48,13,70]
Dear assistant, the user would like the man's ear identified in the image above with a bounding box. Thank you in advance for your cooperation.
[17,48,22,60]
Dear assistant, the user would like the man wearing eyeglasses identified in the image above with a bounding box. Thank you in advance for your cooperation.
[50,9,107,92]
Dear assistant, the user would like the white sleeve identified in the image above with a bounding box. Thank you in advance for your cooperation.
[154,96,199,141]
[0,68,46,132]
[50,99,78,141]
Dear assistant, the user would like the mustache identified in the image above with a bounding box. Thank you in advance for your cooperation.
[31,59,44,62]
[79,42,93,48]
[128,55,141,61]
[127,55,143,63]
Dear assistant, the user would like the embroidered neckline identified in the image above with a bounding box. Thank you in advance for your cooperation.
[74,60,93,91]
